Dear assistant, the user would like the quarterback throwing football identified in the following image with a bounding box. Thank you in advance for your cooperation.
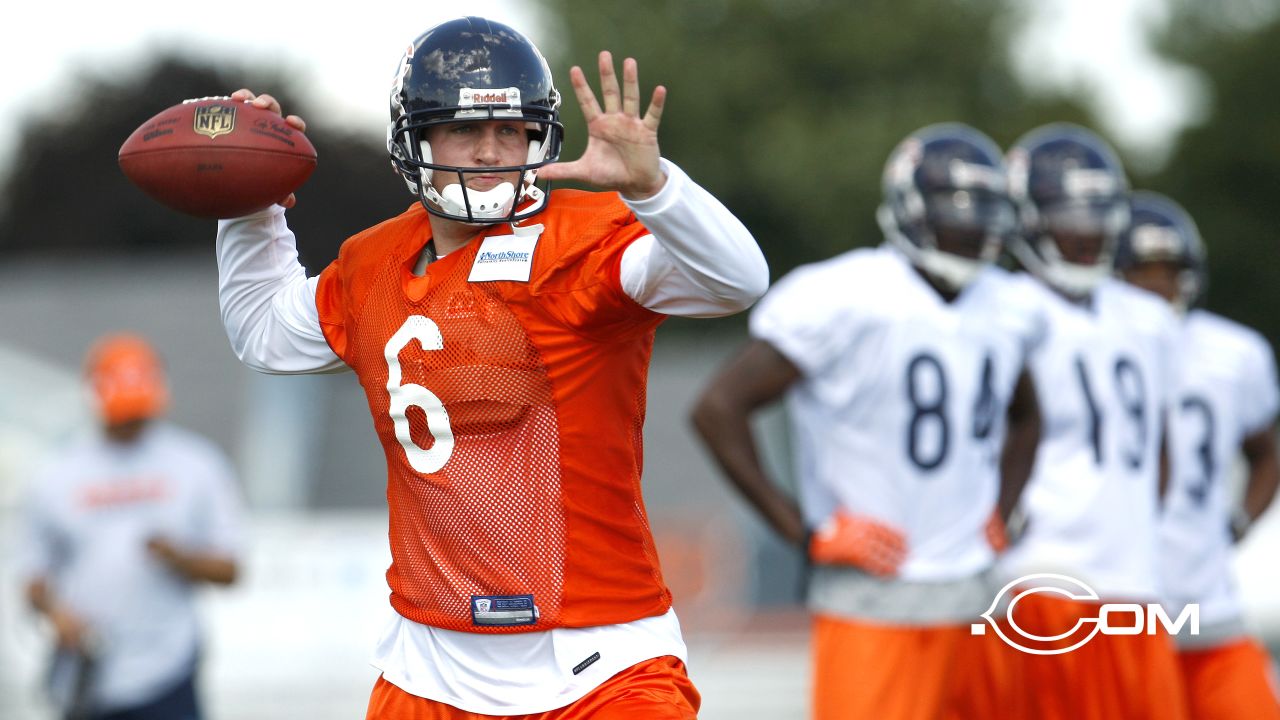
[213,16,767,720]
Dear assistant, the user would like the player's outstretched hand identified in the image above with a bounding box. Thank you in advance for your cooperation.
[808,512,908,577]
[538,51,666,201]
[229,88,308,209]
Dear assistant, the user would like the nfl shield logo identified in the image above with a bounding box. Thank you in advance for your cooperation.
[476,599,492,614]
[194,104,236,139]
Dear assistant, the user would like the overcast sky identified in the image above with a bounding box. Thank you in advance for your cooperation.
[1,0,1200,170]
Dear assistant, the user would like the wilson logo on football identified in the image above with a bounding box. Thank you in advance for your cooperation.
[971,573,1198,655]
[193,104,236,139]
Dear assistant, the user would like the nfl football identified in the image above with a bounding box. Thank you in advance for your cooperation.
[118,97,317,219]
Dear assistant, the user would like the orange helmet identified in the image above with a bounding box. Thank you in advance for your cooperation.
[85,334,169,424]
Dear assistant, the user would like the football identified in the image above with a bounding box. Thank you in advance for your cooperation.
[118,97,317,219]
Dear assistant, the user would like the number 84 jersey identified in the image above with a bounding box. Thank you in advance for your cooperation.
[750,246,1047,582]
[999,275,1178,600]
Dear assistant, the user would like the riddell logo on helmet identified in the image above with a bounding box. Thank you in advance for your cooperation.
[460,88,522,107]
[971,574,1198,655]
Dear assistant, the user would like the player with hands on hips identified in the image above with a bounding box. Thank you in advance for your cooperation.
[1115,191,1280,720]
[997,124,1189,720]
[691,123,1044,720]
[215,16,767,720]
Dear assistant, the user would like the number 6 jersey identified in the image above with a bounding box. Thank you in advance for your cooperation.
[750,245,1046,582]
[315,192,674,634]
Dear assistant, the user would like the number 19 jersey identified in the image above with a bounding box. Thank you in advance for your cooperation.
[999,277,1178,599]
[750,246,1046,581]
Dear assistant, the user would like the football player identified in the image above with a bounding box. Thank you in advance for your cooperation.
[1116,190,1280,719]
[998,125,1189,719]
[211,16,768,720]
[690,123,1042,720]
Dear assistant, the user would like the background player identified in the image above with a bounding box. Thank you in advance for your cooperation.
[1116,190,1280,719]
[212,16,767,720]
[18,333,243,720]
[998,124,1188,719]
[690,123,1042,720]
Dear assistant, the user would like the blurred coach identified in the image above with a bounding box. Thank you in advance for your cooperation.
[18,333,244,720]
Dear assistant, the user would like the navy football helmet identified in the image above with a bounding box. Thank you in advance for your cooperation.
[1006,123,1129,297]
[878,123,1017,290]
[388,17,564,223]
[1115,190,1207,311]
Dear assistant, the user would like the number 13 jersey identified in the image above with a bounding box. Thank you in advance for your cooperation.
[750,246,1046,582]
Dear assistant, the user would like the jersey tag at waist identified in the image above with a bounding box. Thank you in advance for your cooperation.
[471,594,539,627]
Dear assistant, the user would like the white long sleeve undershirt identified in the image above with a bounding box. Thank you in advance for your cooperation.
[216,159,767,374]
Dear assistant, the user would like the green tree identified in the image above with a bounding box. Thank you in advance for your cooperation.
[536,0,1089,279]
[1143,0,1280,347]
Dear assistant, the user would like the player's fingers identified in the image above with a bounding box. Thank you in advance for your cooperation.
[285,114,306,133]
[251,93,283,116]
[863,554,897,577]
[642,85,666,132]
[597,50,621,114]
[278,193,297,209]
[231,88,256,102]
[567,65,601,123]
[536,158,584,182]
[867,534,906,563]
[621,57,641,117]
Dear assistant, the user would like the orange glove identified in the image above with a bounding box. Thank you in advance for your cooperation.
[808,512,907,577]
[985,510,1009,554]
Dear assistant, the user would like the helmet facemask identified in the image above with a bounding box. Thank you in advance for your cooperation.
[1016,194,1129,297]
[389,97,563,224]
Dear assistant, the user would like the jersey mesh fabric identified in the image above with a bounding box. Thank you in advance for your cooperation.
[316,193,672,633]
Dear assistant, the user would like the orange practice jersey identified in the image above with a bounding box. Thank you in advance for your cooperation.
[315,191,671,633]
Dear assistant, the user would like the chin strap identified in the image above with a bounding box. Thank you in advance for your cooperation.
[438,182,517,219]
[1011,235,1110,297]
[878,205,993,291]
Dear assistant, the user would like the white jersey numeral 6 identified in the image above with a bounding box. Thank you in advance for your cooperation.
[384,315,454,473]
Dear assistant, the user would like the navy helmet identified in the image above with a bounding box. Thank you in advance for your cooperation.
[877,123,1017,290]
[1006,123,1129,296]
[1115,190,1207,310]
[388,17,564,223]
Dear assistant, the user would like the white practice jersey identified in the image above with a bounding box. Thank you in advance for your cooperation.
[1160,309,1279,625]
[1000,276,1177,599]
[751,246,1045,582]
[17,423,244,713]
